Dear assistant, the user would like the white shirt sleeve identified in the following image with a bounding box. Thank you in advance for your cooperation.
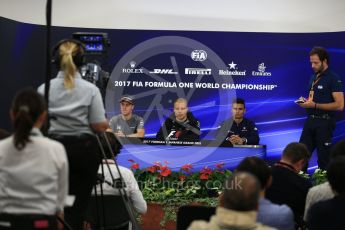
[127,170,147,214]
[54,143,69,212]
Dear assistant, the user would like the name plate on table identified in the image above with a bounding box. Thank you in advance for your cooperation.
[116,138,266,171]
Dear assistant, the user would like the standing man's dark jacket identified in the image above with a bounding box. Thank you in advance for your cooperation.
[156,112,200,142]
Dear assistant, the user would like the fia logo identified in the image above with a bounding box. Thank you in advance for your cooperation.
[191,50,207,61]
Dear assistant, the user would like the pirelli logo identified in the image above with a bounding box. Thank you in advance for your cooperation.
[185,68,212,75]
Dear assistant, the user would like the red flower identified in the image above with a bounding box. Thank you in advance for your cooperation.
[200,173,209,180]
[130,163,139,170]
[160,167,172,177]
[154,161,162,166]
[179,175,186,181]
[128,159,139,170]
[154,162,162,169]
[147,166,157,173]
[200,166,212,180]
[181,163,193,172]
[216,162,225,169]
[200,167,212,175]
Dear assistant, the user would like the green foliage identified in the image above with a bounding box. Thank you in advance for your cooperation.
[298,168,328,186]
[132,161,231,203]
[311,168,327,186]
[298,171,310,180]
[128,160,230,225]
[131,159,329,227]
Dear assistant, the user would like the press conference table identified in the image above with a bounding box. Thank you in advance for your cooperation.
[116,138,266,171]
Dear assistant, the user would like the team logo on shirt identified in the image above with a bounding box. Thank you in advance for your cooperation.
[318,85,323,89]
[167,131,176,139]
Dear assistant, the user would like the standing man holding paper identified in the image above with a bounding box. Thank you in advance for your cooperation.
[298,46,344,170]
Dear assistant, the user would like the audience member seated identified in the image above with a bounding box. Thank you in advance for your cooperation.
[0,88,68,230]
[265,142,312,228]
[304,139,345,221]
[108,95,145,138]
[236,157,294,230]
[307,156,345,230]
[93,132,147,214]
[188,172,276,230]
[156,98,200,142]
[216,98,259,146]
[177,205,215,230]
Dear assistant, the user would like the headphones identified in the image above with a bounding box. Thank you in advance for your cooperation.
[51,38,86,68]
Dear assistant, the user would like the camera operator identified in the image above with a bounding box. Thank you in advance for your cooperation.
[38,39,108,230]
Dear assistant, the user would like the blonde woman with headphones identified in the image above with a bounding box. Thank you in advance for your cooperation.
[38,39,108,230]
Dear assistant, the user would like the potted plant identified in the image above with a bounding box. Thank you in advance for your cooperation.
[128,160,232,229]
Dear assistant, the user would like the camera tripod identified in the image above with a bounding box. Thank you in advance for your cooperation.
[84,132,139,230]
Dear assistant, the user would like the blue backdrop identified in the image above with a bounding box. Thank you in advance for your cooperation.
[104,30,345,168]
[1,17,345,170]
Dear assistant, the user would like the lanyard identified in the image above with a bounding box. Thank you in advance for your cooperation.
[275,161,297,173]
[309,73,323,101]
[310,74,322,91]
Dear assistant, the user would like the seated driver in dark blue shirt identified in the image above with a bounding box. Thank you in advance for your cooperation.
[216,98,259,145]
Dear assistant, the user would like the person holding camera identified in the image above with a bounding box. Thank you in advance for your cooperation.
[38,39,108,230]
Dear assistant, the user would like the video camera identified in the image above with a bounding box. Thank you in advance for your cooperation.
[72,32,110,97]
[72,32,110,55]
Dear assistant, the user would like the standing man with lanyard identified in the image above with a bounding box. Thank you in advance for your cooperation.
[298,46,344,170]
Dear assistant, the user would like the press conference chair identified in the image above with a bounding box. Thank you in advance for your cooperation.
[176,205,216,230]
[85,195,131,230]
[0,214,58,230]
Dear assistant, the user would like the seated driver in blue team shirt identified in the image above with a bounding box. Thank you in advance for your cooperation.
[216,98,259,145]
